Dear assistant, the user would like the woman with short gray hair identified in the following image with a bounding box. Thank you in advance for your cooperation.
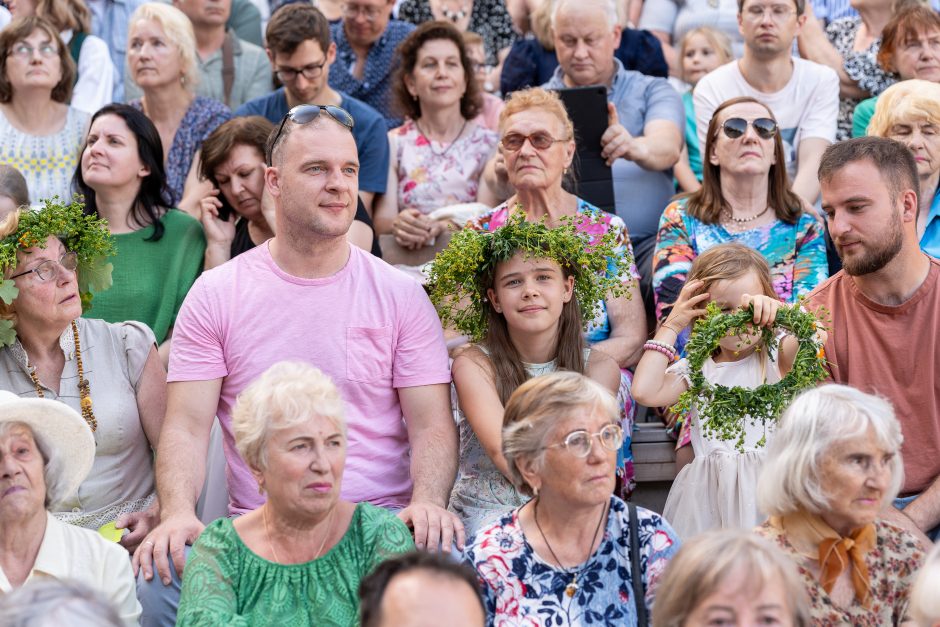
[465,370,680,625]
[176,361,415,626]
[755,384,925,625]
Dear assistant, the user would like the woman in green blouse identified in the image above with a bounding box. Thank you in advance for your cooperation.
[176,362,415,626]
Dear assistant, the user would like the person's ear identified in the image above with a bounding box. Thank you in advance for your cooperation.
[265,48,277,70]
[900,188,918,224]
[487,286,502,313]
[138,163,151,179]
[265,165,282,198]
[562,274,574,303]
[517,454,541,495]
[708,139,720,166]
[326,42,337,66]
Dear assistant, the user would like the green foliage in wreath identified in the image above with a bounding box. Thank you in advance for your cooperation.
[427,209,631,342]
[671,301,828,450]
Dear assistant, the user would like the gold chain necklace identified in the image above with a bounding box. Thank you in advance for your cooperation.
[27,320,97,432]
[263,504,336,565]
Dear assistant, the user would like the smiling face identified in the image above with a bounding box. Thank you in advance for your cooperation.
[553,6,620,87]
[0,424,46,522]
[709,101,777,177]
[887,118,940,180]
[684,565,795,627]
[4,28,63,94]
[818,426,894,534]
[11,236,83,334]
[892,27,940,81]
[500,108,575,192]
[682,32,724,86]
[127,19,185,90]
[405,38,467,113]
[253,413,346,518]
[81,113,150,194]
[214,143,266,220]
[486,253,574,339]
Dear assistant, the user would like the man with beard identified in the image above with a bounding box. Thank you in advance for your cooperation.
[808,136,940,543]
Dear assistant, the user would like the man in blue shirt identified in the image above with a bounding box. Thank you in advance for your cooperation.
[328,0,414,129]
[237,3,390,212]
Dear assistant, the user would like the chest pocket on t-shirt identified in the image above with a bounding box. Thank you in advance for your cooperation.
[346,325,393,383]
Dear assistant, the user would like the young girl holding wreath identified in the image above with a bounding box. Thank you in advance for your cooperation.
[633,243,824,540]
[428,213,624,538]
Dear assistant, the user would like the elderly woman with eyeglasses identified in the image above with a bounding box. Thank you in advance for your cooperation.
[0,391,140,625]
[0,202,166,554]
[755,385,926,625]
[465,371,680,625]
[176,361,415,626]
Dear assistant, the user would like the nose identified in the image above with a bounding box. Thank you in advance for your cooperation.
[308,444,332,473]
[324,166,350,193]
[573,39,590,58]
[0,453,18,479]
[231,176,246,197]
[521,276,540,298]
[826,209,850,240]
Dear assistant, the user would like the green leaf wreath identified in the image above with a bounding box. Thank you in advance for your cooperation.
[0,198,115,346]
[671,301,828,450]
[427,209,631,342]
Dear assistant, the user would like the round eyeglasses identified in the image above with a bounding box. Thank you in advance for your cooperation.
[275,59,327,83]
[500,132,568,152]
[721,117,778,140]
[543,424,624,458]
[10,251,78,283]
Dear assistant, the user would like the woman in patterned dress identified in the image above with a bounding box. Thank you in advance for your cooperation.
[755,385,926,626]
[373,21,496,251]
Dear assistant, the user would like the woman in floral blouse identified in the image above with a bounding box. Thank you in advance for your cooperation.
[755,385,926,625]
[465,371,680,626]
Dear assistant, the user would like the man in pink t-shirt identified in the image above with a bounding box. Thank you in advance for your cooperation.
[133,106,459,611]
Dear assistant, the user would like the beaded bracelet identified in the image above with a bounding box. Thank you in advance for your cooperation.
[643,342,677,361]
[645,339,677,356]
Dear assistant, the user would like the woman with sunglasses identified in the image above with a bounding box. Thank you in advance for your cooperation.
[0,201,166,555]
[373,21,497,251]
[468,87,647,497]
[464,370,680,625]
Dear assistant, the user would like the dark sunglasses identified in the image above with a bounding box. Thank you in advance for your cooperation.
[721,117,778,140]
[271,104,355,154]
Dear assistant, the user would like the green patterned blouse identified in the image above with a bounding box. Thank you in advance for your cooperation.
[176,503,415,626]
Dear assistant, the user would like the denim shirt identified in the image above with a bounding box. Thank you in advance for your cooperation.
[921,188,940,259]
[88,0,147,102]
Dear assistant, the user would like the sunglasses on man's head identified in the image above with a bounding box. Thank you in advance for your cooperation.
[721,117,778,140]
[270,104,355,157]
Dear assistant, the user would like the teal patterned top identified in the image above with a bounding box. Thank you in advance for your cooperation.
[176,503,415,626]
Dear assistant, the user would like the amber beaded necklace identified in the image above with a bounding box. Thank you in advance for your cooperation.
[27,320,97,432]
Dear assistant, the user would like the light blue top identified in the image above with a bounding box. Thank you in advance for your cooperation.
[922,189,940,259]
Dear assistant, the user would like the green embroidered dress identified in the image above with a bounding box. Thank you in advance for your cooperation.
[176,503,414,626]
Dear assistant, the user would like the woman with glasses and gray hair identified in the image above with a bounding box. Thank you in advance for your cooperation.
[0,202,166,554]
[754,384,926,625]
[464,370,680,625]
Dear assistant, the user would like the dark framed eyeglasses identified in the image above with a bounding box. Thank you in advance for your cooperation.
[271,105,355,157]
[721,117,778,140]
[10,251,78,283]
[542,424,624,458]
[275,59,327,82]
[500,131,568,152]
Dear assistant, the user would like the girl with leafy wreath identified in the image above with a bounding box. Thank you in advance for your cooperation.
[632,243,809,539]
[428,214,623,537]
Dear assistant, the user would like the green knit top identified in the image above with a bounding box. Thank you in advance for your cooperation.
[84,209,205,343]
[176,503,415,627]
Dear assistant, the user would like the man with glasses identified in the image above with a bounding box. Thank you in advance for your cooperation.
[328,0,415,129]
[237,3,389,212]
[134,104,460,625]
[693,0,838,205]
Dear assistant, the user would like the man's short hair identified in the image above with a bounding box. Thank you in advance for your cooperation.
[736,0,805,17]
[359,552,484,627]
[818,136,919,205]
[266,3,331,57]
[552,0,619,30]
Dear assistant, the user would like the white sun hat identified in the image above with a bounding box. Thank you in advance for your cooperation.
[0,390,95,503]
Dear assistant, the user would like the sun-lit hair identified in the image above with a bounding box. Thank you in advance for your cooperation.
[128,3,199,92]
[678,27,733,84]
[653,530,811,627]
[878,4,940,75]
[502,371,619,496]
[686,242,777,301]
[233,361,347,471]
[910,542,940,627]
[498,87,574,140]
[551,0,618,30]
[868,80,940,138]
[35,0,91,33]
[758,384,904,516]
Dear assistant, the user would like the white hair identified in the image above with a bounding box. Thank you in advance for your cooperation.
[757,385,904,517]
[551,0,619,30]
[911,542,940,627]
[0,580,123,627]
[232,361,347,472]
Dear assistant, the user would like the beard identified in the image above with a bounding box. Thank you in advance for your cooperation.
[839,212,904,276]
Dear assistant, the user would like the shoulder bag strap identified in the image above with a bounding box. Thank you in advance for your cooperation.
[629,502,648,627]
[221,30,235,108]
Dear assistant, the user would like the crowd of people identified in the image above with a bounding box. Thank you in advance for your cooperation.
[0,0,939,623]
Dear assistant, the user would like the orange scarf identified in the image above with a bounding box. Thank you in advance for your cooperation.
[771,513,876,608]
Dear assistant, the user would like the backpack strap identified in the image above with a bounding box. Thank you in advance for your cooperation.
[628,502,649,627]
[221,30,235,108]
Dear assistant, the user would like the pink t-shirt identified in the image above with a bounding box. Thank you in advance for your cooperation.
[168,243,451,514]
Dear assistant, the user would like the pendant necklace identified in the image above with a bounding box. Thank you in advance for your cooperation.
[533,497,609,598]
[415,119,468,157]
